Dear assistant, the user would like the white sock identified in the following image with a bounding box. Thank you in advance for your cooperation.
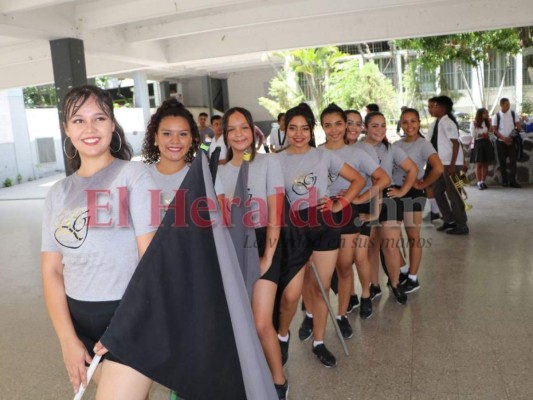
[313,340,324,348]
[408,274,417,282]
[306,312,313,319]
[336,315,345,320]
[400,265,409,274]
[278,333,289,342]
[429,199,439,213]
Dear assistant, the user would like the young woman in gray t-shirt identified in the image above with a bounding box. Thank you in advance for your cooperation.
[318,104,390,327]
[141,98,201,225]
[41,85,157,397]
[276,103,365,369]
[216,107,288,398]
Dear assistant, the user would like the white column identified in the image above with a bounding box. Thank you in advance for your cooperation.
[396,53,403,106]
[471,64,483,110]
[133,71,151,127]
[515,51,523,114]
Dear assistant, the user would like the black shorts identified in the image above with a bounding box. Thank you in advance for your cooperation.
[401,187,427,213]
[355,203,372,237]
[67,296,122,364]
[336,203,361,235]
[281,207,341,282]
[379,187,404,222]
[255,227,282,284]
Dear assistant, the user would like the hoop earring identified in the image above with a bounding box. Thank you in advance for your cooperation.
[110,131,122,153]
[63,137,78,159]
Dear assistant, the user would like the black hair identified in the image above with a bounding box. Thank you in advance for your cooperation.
[199,112,208,118]
[277,112,286,122]
[62,85,132,171]
[364,111,389,147]
[401,108,425,138]
[474,108,491,130]
[366,103,380,112]
[500,97,510,105]
[222,107,257,162]
[210,115,222,124]
[320,103,346,126]
[142,98,200,164]
[434,96,459,129]
[285,102,316,147]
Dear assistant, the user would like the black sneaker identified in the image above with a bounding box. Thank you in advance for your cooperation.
[298,315,313,341]
[359,297,373,319]
[391,285,407,305]
[510,182,522,188]
[436,221,456,232]
[279,331,290,366]
[369,283,382,301]
[399,272,408,285]
[274,379,289,400]
[401,278,420,294]
[336,316,353,339]
[346,294,360,314]
[430,212,441,221]
[446,226,469,235]
[312,343,337,368]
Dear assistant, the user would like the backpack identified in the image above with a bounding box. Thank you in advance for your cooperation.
[497,110,525,161]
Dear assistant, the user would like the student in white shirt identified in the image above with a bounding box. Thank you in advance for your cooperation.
[491,98,521,188]
[269,113,288,153]
[208,115,227,163]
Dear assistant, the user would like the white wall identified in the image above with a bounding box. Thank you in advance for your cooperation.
[227,67,276,122]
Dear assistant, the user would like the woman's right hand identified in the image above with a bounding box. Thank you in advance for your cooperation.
[61,337,92,393]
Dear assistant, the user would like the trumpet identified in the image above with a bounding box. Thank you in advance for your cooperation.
[450,171,473,211]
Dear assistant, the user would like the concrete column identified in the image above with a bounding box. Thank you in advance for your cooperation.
[133,70,151,127]
[159,81,170,104]
[206,75,214,117]
[515,51,523,114]
[9,89,35,180]
[50,38,88,176]
[396,53,403,106]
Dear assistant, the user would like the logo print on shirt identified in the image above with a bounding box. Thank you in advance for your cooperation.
[54,209,90,249]
[292,173,317,195]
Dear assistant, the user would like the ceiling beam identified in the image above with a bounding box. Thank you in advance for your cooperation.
[0,0,74,14]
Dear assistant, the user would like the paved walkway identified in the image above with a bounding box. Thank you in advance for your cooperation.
[1,176,532,399]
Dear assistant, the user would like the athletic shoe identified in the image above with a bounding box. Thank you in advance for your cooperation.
[436,221,456,232]
[346,294,360,314]
[298,315,313,341]
[399,272,408,285]
[312,343,337,368]
[430,212,441,221]
[337,316,353,339]
[481,182,488,189]
[274,379,289,400]
[359,297,373,319]
[279,331,290,366]
[401,278,420,294]
[446,226,469,235]
[477,182,483,190]
[369,283,382,301]
[391,285,407,305]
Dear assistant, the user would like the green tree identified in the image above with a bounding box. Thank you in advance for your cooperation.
[397,29,522,112]
[23,84,57,108]
[329,59,398,120]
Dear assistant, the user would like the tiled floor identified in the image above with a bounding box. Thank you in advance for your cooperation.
[1,177,532,399]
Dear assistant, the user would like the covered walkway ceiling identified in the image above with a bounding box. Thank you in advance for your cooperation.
[0,0,530,90]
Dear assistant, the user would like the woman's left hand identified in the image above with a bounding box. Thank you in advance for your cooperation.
[386,187,402,199]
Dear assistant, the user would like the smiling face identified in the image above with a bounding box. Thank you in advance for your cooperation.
[400,111,420,139]
[286,115,312,151]
[155,116,193,169]
[63,96,115,162]
[365,114,387,145]
[346,111,363,143]
[322,112,346,144]
[226,111,254,154]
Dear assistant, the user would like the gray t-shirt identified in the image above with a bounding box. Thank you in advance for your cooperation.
[148,163,190,223]
[393,137,436,184]
[277,147,344,210]
[319,145,379,196]
[41,159,157,302]
[217,153,284,228]
[355,141,408,181]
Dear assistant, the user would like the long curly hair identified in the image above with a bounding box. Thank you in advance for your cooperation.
[142,98,200,164]
[62,85,132,171]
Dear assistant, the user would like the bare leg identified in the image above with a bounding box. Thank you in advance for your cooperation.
[336,234,357,315]
[301,262,313,314]
[278,267,305,337]
[96,360,152,400]
[368,227,380,285]
[403,211,423,275]
[309,249,339,341]
[353,234,371,298]
[379,221,403,287]
[252,279,286,385]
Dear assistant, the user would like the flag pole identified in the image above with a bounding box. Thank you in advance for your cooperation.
[72,354,101,400]
[309,262,349,356]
